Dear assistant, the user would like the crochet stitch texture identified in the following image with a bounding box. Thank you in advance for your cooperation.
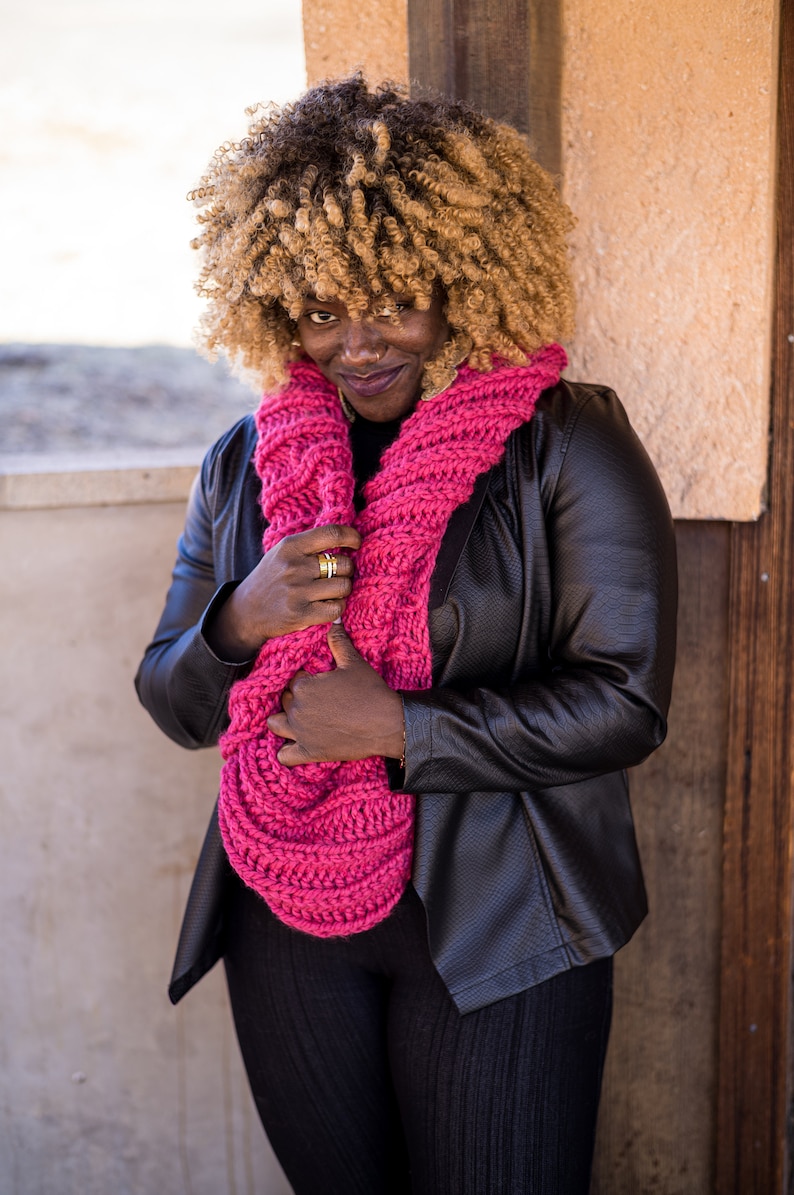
[218,345,566,936]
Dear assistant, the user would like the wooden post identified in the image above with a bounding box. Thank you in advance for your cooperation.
[716,3,794,1189]
[407,0,561,175]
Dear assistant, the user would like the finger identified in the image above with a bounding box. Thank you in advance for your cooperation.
[312,554,355,581]
[277,741,313,767]
[296,524,362,556]
[281,670,309,705]
[288,669,310,688]
[312,575,353,603]
[327,622,364,668]
[267,712,294,739]
[300,598,348,627]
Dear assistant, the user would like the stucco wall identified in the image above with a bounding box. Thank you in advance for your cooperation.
[301,0,778,519]
[303,0,407,87]
[0,472,293,1195]
[562,0,778,519]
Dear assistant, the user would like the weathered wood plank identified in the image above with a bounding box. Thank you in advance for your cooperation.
[408,0,561,173]
[591,523,729,1195]
[716,5,794,1187]
[526,0,561,176]
[407,0,450,98]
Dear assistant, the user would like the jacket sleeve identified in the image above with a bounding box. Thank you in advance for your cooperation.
[399,390,678,794]
[134,433,258,750]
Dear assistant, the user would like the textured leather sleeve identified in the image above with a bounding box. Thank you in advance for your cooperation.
[401,388,677,793]
[134,420,261,749]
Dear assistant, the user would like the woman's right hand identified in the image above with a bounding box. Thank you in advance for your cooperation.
[205,524,361,662]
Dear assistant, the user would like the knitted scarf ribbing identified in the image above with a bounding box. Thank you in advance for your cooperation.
[218,344,567,936]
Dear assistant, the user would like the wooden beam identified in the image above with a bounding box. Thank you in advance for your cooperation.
[407,0,561,175]
[717,4,794,1189]
[592,523,729,1193]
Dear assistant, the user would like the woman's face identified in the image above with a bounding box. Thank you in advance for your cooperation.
[295,290,450,422]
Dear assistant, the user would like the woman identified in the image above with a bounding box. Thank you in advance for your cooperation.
[136,77,677,1194]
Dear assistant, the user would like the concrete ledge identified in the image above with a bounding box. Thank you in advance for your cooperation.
[0,450,203,510]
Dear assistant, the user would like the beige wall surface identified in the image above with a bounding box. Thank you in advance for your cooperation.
[562,0,778,519]
[303,0,408,87]
[0,492,292,1195]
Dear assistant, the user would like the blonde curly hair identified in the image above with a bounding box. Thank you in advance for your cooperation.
[190,75,575,395]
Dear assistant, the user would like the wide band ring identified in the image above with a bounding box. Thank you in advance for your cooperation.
[317,551,338,580]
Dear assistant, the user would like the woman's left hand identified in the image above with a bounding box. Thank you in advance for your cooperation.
[267,623,405,766]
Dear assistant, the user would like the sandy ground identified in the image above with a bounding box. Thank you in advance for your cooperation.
[0,0,306,453]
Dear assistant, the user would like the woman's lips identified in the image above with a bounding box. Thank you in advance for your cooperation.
[338,365,404,398]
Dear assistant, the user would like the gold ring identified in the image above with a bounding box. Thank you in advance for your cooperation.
[317,551,338,580]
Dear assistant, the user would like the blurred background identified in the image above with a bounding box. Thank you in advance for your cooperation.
[0,0,306,454]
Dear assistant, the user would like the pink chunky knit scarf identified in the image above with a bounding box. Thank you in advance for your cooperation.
[218,343,566,936]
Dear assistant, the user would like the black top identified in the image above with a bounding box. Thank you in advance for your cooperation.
[349,413,404,510]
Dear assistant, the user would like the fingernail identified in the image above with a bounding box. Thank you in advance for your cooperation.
[333,617,342,625]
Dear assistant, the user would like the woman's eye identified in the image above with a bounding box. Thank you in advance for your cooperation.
[375,302,410,318]
[306,310,337,325]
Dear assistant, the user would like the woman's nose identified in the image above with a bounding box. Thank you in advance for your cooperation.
[339,318,384,368]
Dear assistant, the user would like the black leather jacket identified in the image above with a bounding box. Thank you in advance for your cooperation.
[135,380,677,1013]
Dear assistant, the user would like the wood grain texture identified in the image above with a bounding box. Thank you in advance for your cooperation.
[407,0,561,174]
[407,0,450,98]
[591,524,729,1195]
[716,3,794,1190]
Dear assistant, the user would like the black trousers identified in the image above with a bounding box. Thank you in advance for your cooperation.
[224,877,612,1195]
